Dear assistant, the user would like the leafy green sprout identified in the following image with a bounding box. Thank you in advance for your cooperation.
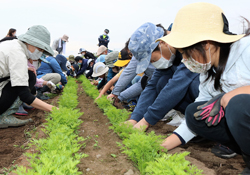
[93,139,100,149]
[111,154,117,158]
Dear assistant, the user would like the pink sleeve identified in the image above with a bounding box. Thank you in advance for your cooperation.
[35,78,44,87]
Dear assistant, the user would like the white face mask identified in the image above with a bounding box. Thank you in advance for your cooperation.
[28,49,43,61]
[152,45,175,69]
[181,47,211,73]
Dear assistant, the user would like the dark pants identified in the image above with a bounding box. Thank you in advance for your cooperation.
[186,94,250,155]
[0,71,36,115]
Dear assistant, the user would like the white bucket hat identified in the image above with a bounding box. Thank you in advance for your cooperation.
[92,62,109,77]
[18,25,54,56]
[156,2,245,48]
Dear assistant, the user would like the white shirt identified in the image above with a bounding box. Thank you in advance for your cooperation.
[0,39,29,97]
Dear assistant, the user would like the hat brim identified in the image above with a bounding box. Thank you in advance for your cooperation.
[92,66,109,77]
[40,57,50,64]
[113,60,131,67]
[135,54,151,74]
[18,34,54,56]
[156,32,245,48]
[62,38,69,42]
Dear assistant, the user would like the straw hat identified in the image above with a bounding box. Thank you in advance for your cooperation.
[92,62,109,77]
[156,2,245,48]
[18,25,54,56]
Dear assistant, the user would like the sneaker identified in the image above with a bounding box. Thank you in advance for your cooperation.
[46,81,56,91]
[127,101,137,112]
[211,144,237,159]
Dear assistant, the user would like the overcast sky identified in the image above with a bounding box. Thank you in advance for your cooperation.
[0,0,249,56]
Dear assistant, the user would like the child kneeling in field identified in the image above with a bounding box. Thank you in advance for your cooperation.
[95,48,132,100]
[91,62,109,90]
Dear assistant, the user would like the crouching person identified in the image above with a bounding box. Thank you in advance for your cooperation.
[0,25,56,128]
[91,62,109,90]
[36,54,68,99]
[128,32,200,130]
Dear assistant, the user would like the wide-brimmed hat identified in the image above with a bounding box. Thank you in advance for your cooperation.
[156,2,244,48]
[128,22,164,74]
[97,45,107,56]
[68,55,75,62]
[78,48,86,54]
[18,25,54,56]
[105,51,119,67]
[92,62,109,77]
[61,34,69,42]
[113,49,132,67]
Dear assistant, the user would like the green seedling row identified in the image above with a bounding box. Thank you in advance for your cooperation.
[79,76,203,175]
[14,77,88,175]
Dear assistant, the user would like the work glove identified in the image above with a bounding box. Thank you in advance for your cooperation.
[194,93,225,127]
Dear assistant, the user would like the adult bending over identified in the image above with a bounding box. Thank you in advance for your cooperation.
[0,25,56,128]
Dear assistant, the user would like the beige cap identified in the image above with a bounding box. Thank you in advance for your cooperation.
[97,45,107,56]
[61,34,69,42]
[156,2,244,48]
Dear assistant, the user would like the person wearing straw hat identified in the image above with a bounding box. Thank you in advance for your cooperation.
[157,2,250,174]
[52,34,69,55]
[96,48,132,100]
[91,62,109,90]
[0,25,57,128]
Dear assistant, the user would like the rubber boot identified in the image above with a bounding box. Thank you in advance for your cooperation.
[241,152,250,175]
[15,104,28,116]
[0,98,32,128]
[36,86,50,100]
[22,103,35,111]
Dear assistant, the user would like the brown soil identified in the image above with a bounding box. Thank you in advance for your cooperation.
[76,85,139,175]
[0,96,60,173]
[0,84,245,175]
[149,122,245,175]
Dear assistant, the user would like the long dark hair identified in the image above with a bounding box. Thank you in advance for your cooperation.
[182,18,250,91]
[7,28,16,37]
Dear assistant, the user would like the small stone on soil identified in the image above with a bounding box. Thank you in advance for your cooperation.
[96,154,101,158]
[124,169,134,175]
[86,168,90,172]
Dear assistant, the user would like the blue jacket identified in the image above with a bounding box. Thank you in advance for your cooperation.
[37,56,67,85]
[130,53,200,125]
[98,34,109,47]
[77,59,91,76]
[107,68,117,82]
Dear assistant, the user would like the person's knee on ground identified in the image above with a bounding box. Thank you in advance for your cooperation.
[226,94,250,156]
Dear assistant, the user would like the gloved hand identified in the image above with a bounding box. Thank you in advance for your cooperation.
[194,93,225,127]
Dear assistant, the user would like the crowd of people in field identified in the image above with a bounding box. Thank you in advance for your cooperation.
[1,2,250,174]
